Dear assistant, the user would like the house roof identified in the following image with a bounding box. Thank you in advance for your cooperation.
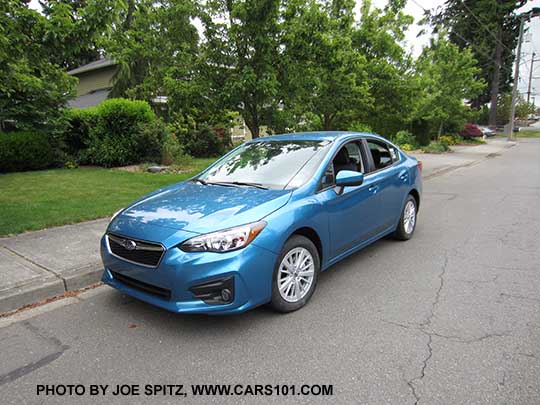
[67,88,111,109]
[67,58,116,76]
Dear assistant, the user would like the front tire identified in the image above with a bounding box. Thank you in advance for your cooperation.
[270,235,320,313]
[393,195,417,240]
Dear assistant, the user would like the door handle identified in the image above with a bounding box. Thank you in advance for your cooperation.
[398,170,408,181]
[368,185,379,193]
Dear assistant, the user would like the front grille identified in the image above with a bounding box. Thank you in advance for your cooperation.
[107,233,164,267]
[110,271,171,300]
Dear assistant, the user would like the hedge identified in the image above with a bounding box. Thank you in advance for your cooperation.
[65,98,165,167]
[178,125,225,157]
[0,131,55,172]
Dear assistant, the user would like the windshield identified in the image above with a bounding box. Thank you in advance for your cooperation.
[197,140,331,190]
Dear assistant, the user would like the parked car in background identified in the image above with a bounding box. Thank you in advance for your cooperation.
[460,123,484,138]
[477,126,496,137]
[100,132,422,314]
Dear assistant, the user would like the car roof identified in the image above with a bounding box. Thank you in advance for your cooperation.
[247,131,385,143]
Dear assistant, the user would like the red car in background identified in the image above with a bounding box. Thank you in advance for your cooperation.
[460,123,484,138]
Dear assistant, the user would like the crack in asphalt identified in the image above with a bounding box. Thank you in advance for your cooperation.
[401,251,449,405]
[382,247,516,404]
[498,292,540,304]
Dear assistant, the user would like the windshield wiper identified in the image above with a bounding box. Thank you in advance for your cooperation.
[230,181,268,190]
[191,178,207,185]
[206,181,269,190]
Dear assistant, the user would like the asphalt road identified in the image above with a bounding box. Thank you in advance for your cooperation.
[1,139,539,404]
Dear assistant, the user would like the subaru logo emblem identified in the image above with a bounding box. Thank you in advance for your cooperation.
[121,239,137,251]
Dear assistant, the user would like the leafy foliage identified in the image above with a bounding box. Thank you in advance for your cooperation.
[63,108,97,158]
[161,132,191,166]
[393,130,418,148]
[177,125,225,158]
[353,0,416,136]
[69,99,165,167]
[0,132,55,172]
[38,0,122,70]
[422,141,450,154]
[276,0,371,132]
[200,0,281,138]
[413,36,485,139]
[0,1,76,132]
[439,134,461,145]
[428,0,522,108]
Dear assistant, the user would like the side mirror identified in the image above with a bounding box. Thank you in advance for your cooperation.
[335,170,364,194]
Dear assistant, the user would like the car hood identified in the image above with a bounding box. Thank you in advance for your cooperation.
[114,181,292,234]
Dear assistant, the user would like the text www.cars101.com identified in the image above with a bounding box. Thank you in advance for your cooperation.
[192,384,333,396]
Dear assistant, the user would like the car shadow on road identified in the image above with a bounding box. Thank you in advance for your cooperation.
[96,236,398,338]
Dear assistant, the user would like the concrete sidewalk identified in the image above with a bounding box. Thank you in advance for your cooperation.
[0,138,517,313]
[411,138,516,179]
[0,219,108,312]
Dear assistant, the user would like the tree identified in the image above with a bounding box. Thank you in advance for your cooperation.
[496,93,535,122]
[0,1,76,132]
[200,0,281,138]
[106,0,199,110]
[39,0,122,71]
[428,0,525,125]
[275,0,371,132]
[352,0,416,136]
[413,36,485,139]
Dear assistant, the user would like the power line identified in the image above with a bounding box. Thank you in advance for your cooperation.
[408,0,515,75]
[461,2,513,55]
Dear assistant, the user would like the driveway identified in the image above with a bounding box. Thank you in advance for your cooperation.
[1,139,539,404]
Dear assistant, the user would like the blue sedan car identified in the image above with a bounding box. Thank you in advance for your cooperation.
[101,132,422,314]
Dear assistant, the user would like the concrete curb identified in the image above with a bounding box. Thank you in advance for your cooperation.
[0,278,66,314]
[0,266,103,314]
[0,219,108,314]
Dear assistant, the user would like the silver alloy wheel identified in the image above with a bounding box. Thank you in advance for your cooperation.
[277,247,315,303]
[404,200,416,234]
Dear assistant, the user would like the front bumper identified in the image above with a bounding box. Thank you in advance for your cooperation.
[100,235,277,314]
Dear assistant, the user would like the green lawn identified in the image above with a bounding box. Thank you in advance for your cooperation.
[517,130,540,138]
[0,158,215,236]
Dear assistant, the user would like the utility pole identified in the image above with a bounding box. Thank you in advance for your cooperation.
[489,27,503,128]
[509,15,525,141]
[509,7,540,141]
[527,52,536,104]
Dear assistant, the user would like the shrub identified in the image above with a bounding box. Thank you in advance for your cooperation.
[63,108,97,159]
[400,143,415,152]
[439,134,460,146]
[348,122,373,133]
[460,137,485,145]
[393,130,418,149]
[0,131,55,172]
[422,141,450,154]
[162,132,192,165]
[83,99,164,167]
[179,125,225,157]
[212,124,234,150]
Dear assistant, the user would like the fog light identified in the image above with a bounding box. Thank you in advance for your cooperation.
[189,276,235,305]
[221,288,232,302]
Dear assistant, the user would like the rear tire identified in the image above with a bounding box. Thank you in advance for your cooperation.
[393,195,417,241]
[270,235,320,313]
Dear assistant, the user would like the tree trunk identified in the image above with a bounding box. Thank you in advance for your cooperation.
[489,27,503,127]
[245,118,260,139]
[322,113,333,131]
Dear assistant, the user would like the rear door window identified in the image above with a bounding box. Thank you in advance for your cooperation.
[366,139,399,172]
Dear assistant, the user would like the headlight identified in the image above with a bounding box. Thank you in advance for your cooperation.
[180,221,266,253]
[111,208,125,221]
